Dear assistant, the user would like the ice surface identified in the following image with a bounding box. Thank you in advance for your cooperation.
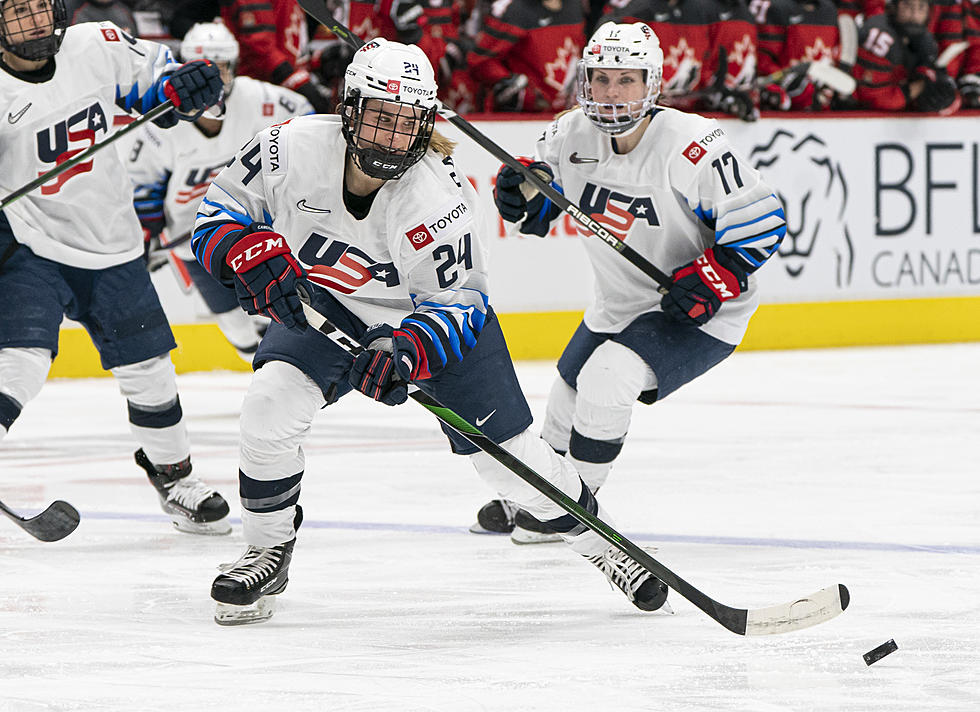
[1,344,978,711]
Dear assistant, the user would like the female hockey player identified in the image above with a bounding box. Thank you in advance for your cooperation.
[0,2,231,534]
[192,37,669,625]
[474,21,787,543]
[122,20,312,364]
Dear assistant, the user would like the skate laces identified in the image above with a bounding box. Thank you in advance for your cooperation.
[588,547,652,602]
[219,545,285,587]
[165,475,217,510]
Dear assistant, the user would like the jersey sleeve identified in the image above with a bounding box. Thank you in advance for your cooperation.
[671,124,786,277]
[93,22,181,117]
[389,157,491,379]
[122,125,172,237]
[192,131,276,283]
[512,114,568,236]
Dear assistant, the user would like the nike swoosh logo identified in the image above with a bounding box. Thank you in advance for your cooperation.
[569,152,599,164]
[475,409,496,427]
[296,199,331,213]
[8,102,31,124]
[537,18,552,26]
[788,15,804,23]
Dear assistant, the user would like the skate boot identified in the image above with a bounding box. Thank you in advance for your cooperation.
[586,544,669,612]
[469,498,519,534]
[510,508,563,545]
[211,538,295,625]
[135,448,231,535]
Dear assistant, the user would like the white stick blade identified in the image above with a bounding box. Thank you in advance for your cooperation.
[744,584,849,636]
[807,63,857,96]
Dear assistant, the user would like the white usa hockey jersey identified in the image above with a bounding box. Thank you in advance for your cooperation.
[119,76,312,261]
[533,108,786,345]
[0,22,179,269]
[193,115,489,345]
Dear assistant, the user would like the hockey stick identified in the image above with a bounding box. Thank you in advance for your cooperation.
[295,282,849,635]
[0,100,175,212]
[295,0,671,292]
[756,62,856,96]
[0,498,80,542]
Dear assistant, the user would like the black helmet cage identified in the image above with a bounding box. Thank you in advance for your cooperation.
[341,88,437,181]
[0,0,69,62]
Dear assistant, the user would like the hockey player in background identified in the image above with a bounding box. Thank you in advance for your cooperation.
[194,37,669,624]
[473,21,786,543]
[121,21,312,364]
[851,0,959,111]
[0,4,232,535]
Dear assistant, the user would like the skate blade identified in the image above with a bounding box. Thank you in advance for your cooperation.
[214,597,276,626]
[468,522,512,535]
[170,517,232,536]
[510,528,563,545]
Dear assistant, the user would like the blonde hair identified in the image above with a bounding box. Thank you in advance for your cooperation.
[554,106,583,120]
[429,128,456,157]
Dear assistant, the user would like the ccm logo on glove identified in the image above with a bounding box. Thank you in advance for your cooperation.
[227,232,290,272]
[694,253,739,300]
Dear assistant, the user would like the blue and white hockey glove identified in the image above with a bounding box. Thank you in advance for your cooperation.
[225,223,308,331]
[163,59,223,120]
[661,246,748,327]
[348,324,422,407]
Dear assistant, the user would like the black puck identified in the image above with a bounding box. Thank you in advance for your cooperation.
[863,639,898,666]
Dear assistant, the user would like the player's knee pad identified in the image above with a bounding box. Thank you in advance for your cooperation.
[240,361,325,478]
[540,376,575,454]
[468,429,582,518]
[0,347,52,431]
[573,341,655,441]
[110,354,178,406]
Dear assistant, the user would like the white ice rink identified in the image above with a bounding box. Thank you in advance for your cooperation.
[1,343,978,712]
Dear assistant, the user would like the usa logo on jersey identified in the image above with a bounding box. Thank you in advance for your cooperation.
[298,232,400,294]
[35,102,109,195]
[579,182,659,240]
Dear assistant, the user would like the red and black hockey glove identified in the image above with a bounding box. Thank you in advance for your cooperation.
[164,59,224,119]
[661,246,747,327]
[348,324,423,407]
[225,223,308,331]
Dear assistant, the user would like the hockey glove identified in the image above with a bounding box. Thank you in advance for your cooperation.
[914,71,958,113]
[390,0,425,43]
[281,67,334,113]
[494,159,555,234]
[348,324,423,407]
[661,246,747,327]
[164,59,223,120]
[492,74,529,112]
[225,223,308,331]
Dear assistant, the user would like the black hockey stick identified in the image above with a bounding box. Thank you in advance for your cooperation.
[0,100,175,212]
[0,498,80,542]
[295,0,671,292]
[295,282,849,635]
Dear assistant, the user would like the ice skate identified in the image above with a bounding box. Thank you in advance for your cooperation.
[135,448,231,535]
[587,544,670,612]
[211,539,295,625]
[469,498,519,534]
[510,508,563,545]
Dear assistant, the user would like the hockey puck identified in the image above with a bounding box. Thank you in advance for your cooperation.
[863,639,898,666]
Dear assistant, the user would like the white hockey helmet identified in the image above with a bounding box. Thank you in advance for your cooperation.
[0,0,69,61]
[181,21,239,93]
[341,38,438,180]
[576,22,663,136]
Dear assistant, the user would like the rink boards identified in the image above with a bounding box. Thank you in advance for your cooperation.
[52,112,980,376]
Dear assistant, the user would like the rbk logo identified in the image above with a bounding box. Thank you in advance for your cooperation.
[298,232,400,294]
[579,182,659,240]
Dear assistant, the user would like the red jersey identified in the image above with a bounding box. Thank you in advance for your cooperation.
[466,0,585,112]
[219,0,308,82]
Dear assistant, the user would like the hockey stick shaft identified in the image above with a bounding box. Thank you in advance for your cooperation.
[0,100,175,212]
[0,498,80,542]
[295,0,671,292]
[295,282,849,635]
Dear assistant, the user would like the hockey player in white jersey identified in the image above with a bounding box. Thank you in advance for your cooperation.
[194,37,669,625]
[474,21,787,543]
[121,21,313,363]
[0,3,232,534]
